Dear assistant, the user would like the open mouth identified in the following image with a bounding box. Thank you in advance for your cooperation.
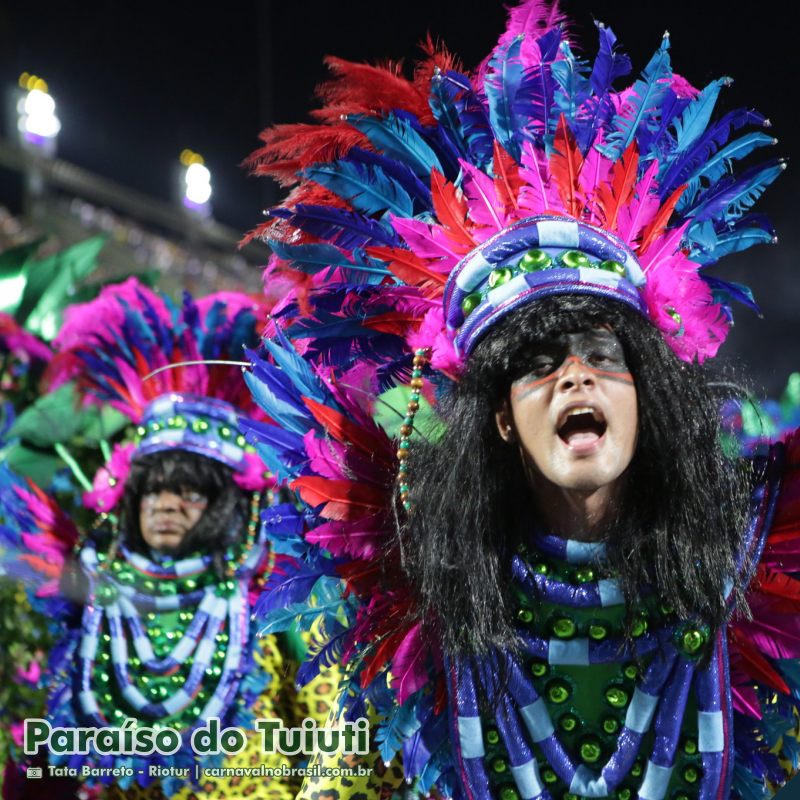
[557,405,607,448]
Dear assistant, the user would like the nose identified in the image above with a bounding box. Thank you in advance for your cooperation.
[555,356,596,392]
[148,491,182,513]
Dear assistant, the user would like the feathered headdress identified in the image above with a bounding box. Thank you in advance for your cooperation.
[47,278,271,510]
[248,1,782,368]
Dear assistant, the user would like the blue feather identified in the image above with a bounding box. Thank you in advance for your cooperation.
[242,362,316,436]
[296,621,349,686]
[255,559,330,616]
[514,29,563,144]
[552,41,592,131]
[590,22,632,97]
[703,275,761,316]
[599,33,672,161]
[304,159,414,217]
[688,159,785,224]
[430,69,473,163]
[672,77,730,154]
[485,36,525,160]
[690,214,776,264]
[658,108,768,198]
[346,145,433,211]
[677,132,778,211]
[348,113,442,178]
[440,71,494,169]
[260,332,333,406]
[268,204,400,249]
[375,699,422,764]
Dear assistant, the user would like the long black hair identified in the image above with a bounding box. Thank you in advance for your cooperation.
[119,450,250,577]
[402,295,753,657]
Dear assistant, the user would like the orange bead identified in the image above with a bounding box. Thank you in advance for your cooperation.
[410,378,424,389]
[397,448,409,460]
[408,402,419,412]
[400,425,412,437]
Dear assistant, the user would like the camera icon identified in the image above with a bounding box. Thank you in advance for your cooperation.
[26,767,43,779]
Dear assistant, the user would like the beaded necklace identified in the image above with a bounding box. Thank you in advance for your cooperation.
[446,467,779,800]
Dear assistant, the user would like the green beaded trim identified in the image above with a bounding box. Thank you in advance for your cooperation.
[460,249,628,318]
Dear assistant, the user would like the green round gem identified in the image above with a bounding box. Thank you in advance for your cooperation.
[579,737,602,764]
[532,562,550,575]
[170,674,183,685]
[488,267,513,289]
[97,672,109,684]
[630,760,643,777]
[563,794,579,800]
[111,561,122,572]
[236,435,247,447]
[486,728,500,746]
[588,623,609,641]
[659,603,674,616]
[103,693,113,703]
[605,686,628,708]
[492,758,507,774]
[97,552,107,562]
[600,259,626,276]
[173,415,187,428]
[118,571,135,586]
[184,578,197,591]
[500,788,519,800]
[561,250,590,269]
[574,567,595,583]
[96,583,118,604]
[547,680,571,704]
[461,292,482,316]
[136,426,147,437]
[530,660,549,678]
[150,626,162,638]
[517,608,534,624]
[191,418,209,433]
[149,421,162,432]
[683,766,699,784]
[617,790,631,800]
[683,738,698,755]
[217,633,229,644]
[160,582,177,596]
[602,716,619,734]
[219,426,232,440]
[542,769,557,785]
[623,664,638,681]
[666,306,682,324]
[681,628,706,654]
[559,713,579,733]
[519,248,552,272]
[140,674,151,685]
[167,416,178,428]
[630,616,648,637]
[552,617,576,639]
[100,651,110,663]
[129,657,141,668]
[143,580,156,593]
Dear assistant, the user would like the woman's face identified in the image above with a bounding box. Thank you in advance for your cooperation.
[139,488,208,554]
[496,327,638,495]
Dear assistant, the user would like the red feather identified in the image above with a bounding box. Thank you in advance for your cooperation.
[492,141,522,213]
[549,115,584,218]
[360,627,410,688]
[337,558,383,596]
[366,246,448,293]
[595,140,638,232]
[430,170,474,249]
[753,565,800,601]
[303,397,392,463]
[290,476,388,520]
[728,630,791,695]
[360,311,422,337]
[638,184,687,254]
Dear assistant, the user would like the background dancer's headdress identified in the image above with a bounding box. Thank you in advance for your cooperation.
[249,2,782,369]
[48,277,271,510]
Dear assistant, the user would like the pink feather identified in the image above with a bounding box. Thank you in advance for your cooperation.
[460,160,508,231]
[391,622,430,703]
[616,160,660,245]
[306,515,385,559]
[519,141,557,214]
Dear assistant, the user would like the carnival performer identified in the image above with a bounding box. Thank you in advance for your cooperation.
[237,2,799,799]
[1,279,335,800]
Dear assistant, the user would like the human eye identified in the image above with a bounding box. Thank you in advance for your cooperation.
[181,490,207,505]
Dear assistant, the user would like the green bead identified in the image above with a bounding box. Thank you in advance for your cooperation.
[488,267,513,289]
[547,680,571,704]
[184,579,197,591]
[485,728,500,746]
[602,716,619,734]
[97,672,109,684]
[579,737,602,764]
[150,627,162,638]
[149,421,162,432]
[683,738,698,755]
[170,674,183,685]
[561,250,590,269]
[143,580,156,593]
[461,292,482,316]
[530,660,549,678]
[160,582,177,596]
[630,760,643,778]
[519,249,552,272]
[683,766,700,784]
[616,790,631,800]
[623,664,638,681]
[600,259,626,276]
[542,769,557,785]
[129,657,141,668]
[532,562,550,575]
[681,628,706,654]
[217,633,229,644]
[552,617,576,639]
[173,415,187,428]
[517,608,534,624]
[589,623,609,641]
[136,426,147,437]
[236,435,247,447]
[96,583,118,604]
[219,426,232,440]
[111,561,122,572]
[605,686,628,708]
[97,552,107,562]
[630,616,648,637]
[492,758,507,774]
[118,571,135,586]
[559,713,579,733]
[574,567,595,583]
[500,788,519,800]
[191,418,209,433]
[100,651,110,662]
[103,693,113,703]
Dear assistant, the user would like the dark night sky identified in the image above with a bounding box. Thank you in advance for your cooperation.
[0,0,798,394]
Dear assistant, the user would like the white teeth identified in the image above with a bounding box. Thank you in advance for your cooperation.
[567,407,594,417]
